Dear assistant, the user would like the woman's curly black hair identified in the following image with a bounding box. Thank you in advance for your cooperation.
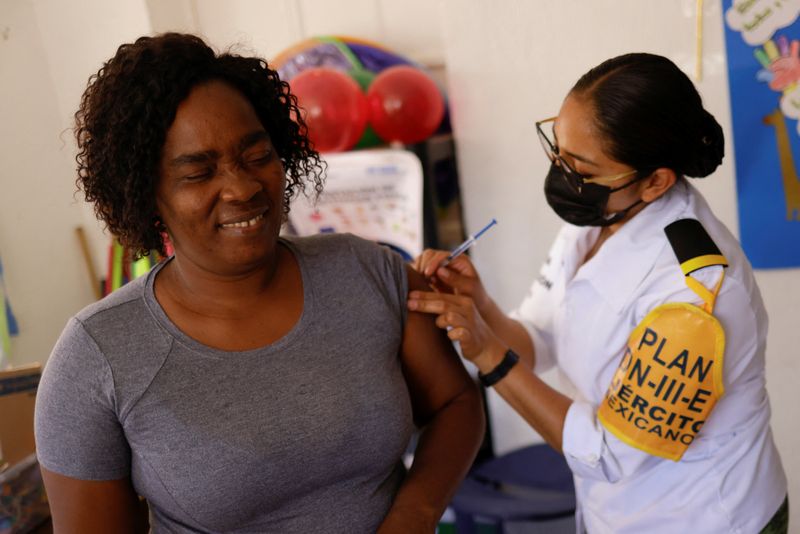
[74,32,325,257]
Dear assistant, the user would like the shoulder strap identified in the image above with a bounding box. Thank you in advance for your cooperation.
[664,219,727,314]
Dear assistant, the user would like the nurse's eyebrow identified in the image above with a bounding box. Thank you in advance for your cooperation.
[552,129,600,167]
[562,149,599,167]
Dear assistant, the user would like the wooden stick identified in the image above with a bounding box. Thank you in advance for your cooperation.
[75,227,102,300]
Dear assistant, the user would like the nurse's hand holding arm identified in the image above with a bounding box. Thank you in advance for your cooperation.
[412,250,536,368]
[408,255,572,452]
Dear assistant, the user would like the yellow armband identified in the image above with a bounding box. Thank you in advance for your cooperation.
[597,219,727,461]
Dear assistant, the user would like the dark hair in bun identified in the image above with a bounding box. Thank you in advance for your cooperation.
[570,52,724,178]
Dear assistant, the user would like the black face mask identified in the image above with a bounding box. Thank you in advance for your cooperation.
[544,163,645,227]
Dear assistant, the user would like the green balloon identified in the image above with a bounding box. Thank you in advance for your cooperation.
[349,68,375,91]
[349,68,383,149]
[354,124,383,149]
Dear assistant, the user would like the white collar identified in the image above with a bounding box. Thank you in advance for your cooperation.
[571,180,691,314]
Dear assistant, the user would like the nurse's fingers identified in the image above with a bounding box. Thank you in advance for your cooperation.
[408,291,471,312]
[411,249,450,277]
[447,327,472,344]
[411,250,431,272]
[408,297,458,315]
[408,297,444,315]
[435,310,470,331]
[435,266,480,296]
[409,289,459,300]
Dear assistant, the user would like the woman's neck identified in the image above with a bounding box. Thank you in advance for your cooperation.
[157,244,289,320]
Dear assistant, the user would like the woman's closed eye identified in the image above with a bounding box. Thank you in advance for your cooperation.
[244,149,275,167]
[183,167,215,181]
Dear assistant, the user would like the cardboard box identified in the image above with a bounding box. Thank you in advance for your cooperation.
[0,364,49,533]
[0,364,41,472]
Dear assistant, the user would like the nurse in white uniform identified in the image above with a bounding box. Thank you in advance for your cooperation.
[408,53,788,533]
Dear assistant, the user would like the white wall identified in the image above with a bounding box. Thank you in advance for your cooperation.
[148,0,444,64]
[0,0,152,369]
[0,1,88,368]
[440,0,799,530]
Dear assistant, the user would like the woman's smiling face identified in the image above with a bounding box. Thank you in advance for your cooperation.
[156,80,286,276]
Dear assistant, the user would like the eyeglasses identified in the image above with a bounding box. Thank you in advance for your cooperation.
[535,117,638,192]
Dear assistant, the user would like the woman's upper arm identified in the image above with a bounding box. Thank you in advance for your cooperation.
[35,320,142,531]
[35,319,131,478]
[41,467,147,534]
[400,265,480,426]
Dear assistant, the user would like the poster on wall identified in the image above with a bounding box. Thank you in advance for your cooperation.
[287,149,423,261]
[723,0,800,268]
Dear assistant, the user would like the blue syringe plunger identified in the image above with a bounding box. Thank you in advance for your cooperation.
[444,218,497,263]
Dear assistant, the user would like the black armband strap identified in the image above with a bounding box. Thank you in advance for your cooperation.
[478,349,519,387]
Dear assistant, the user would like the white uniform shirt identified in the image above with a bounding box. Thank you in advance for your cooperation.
[510,180,786,533]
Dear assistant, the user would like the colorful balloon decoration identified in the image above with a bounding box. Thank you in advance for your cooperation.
[367,66,445,145]
[289,67,367,153]
[274,36,448,151]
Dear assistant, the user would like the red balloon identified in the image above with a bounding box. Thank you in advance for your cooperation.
[367,66,445,145]
[290,67,367,152]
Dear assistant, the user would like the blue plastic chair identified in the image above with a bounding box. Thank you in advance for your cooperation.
[449,443,576,533]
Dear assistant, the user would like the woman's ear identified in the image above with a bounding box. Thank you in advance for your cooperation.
[641,167,677,203]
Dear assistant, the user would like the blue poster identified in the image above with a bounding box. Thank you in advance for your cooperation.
[723,0,800,268]
[0,254,18,368]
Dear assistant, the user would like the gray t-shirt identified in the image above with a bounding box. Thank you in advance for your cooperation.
[35,234,415,533]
